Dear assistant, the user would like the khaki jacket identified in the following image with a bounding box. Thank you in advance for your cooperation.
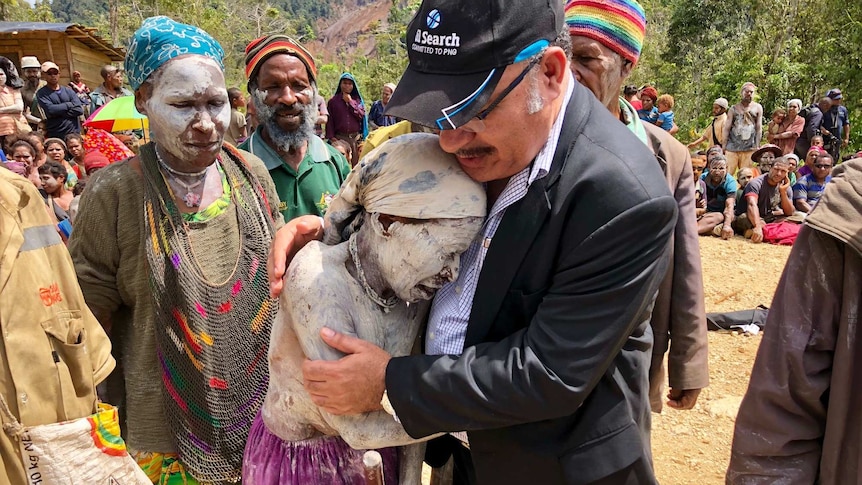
[727,158,862,484]
[0,169,114,485]
[643,123,709,412]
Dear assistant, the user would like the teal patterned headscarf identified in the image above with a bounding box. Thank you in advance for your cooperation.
[125,16,225,90]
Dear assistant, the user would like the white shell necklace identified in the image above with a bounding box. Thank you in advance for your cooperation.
[154,146,213,208]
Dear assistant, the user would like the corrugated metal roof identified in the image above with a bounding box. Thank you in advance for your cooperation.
[0,22,125,61]
[0,22,73,33]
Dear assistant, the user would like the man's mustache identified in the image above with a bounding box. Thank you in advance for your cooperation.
[456,147,494,158]
[272,103,303,116]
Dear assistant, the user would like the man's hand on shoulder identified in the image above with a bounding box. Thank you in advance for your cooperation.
[302,327,390,415]
[267,215,325,297]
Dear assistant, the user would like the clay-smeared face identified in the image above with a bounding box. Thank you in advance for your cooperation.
[373,215,482,303]
[137,56,230,171]
[23,68,39,83]
[737,169,754,188]
[40,172,62,195]
[251,54,316,152]
[708,160,728,185]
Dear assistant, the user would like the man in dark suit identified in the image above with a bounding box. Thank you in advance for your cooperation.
[270,0,678,483]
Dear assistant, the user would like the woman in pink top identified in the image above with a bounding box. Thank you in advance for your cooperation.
[772,99,805,155]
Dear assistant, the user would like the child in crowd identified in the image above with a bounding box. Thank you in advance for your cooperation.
[330,138,353,166]
[655,94,675,132]
[8,138,41,188]
[810,134,824,148]
[692,154,707,217]
[68,179,85,223]
[784,153,800,185]
[766,108,786,144]
[44,137,78,189]
[37,160,73,213]
[734,167,756,214]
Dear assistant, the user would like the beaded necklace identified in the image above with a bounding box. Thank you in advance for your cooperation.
[141,142,276,482]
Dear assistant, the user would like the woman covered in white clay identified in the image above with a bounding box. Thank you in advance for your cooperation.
[243,133,486,484]
[69,17,283,484]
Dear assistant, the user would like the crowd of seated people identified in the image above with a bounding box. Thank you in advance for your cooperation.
[693,141,836,243]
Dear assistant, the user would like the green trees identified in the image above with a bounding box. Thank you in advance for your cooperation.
[5,0,855,154]
[636,0,860,153]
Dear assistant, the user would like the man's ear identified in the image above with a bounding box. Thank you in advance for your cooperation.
[621,60,635,81]
[539,46,568,101]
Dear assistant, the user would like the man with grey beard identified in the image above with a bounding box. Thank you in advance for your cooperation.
[240,35,350,221]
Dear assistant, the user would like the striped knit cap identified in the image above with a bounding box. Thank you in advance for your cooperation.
[244,34,317,84]
[564,0,646,65]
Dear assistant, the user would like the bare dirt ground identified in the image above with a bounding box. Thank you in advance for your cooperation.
[421,234,792,484]
[651,235,792,484]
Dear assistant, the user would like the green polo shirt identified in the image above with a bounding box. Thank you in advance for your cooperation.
[239,129,351,221]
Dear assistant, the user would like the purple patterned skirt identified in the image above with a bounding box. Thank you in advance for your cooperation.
[243,411,400,484]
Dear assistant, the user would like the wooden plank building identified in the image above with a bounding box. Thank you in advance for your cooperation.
[0,22,124,91]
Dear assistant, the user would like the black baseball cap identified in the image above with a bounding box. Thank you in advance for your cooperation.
[385,0,564,129]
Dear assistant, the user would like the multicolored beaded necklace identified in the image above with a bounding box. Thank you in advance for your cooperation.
[141,142,277,483]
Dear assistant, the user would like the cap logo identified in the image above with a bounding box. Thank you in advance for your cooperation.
[413,9,460,57]
[426,9,441,29]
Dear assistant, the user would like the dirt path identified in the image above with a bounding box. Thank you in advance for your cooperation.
[652,236,792,484]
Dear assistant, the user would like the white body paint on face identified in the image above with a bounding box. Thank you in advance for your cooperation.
[367,216,483,302]
[139,56,230,171]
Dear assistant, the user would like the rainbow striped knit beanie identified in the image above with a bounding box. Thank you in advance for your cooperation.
[564,0,646,65]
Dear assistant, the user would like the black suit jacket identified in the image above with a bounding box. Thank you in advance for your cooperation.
[386,81,678,485]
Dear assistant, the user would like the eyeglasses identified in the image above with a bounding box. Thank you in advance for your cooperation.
[814,164,833,169]
[438,55,544,134]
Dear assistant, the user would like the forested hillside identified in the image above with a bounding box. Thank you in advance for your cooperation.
[0,0,858,151]
[634,0,860,149]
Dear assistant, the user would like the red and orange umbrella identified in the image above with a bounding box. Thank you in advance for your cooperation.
[83,128,134,163]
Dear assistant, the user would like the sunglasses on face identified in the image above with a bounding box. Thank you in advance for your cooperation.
[814,164,833,169]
